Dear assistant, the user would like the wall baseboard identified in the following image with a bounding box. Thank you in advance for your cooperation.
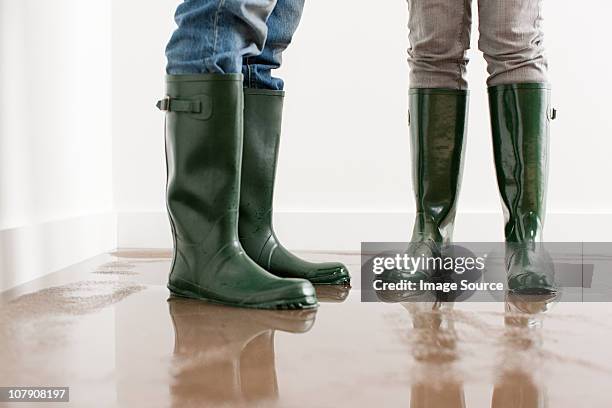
[0,213,116,292]
[116,211,612,251]
[2,210,608,293]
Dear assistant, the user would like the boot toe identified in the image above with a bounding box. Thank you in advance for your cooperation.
[376,269,431,302]
[508,272,556,295]
[243,279,318,310]
[379,268,431,285]
[309,262,351,286]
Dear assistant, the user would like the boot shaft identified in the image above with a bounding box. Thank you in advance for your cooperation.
[488,83,552,242]
[409,89,469,244]
[239,89,284,230]
[239,89,284,258]
[163,74,244,245]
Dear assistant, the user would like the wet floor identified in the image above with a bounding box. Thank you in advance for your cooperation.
[1,250,611,407]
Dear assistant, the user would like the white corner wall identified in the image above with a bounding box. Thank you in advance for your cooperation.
[0,0,115,291]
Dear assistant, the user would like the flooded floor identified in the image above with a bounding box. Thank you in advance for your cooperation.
[1,250,611,407]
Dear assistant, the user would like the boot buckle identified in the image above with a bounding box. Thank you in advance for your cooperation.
[156,95,211,119]
[156,96,171,111]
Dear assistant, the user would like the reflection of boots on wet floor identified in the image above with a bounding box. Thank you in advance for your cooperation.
[402,302,466,408]
[492,371,544,408]
[168,297,316,407]
[314,285,351,303]
[491,294,552,408]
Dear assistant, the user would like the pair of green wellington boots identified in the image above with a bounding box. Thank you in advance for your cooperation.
[157,74,350,310]
[386,84,556,295]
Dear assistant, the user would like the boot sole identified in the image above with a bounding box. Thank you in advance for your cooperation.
[167,282,318,310]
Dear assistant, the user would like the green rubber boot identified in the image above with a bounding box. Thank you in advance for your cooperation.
[238,89,350,286]
[380,89,468,292]
[158,74,317,309]
[489,83,556,295]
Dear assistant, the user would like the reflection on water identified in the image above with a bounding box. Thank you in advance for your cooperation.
[167,286,351,407]
[315,285,351,303]
[168,298,317,408]
[400,293,556,407]
[402,299,465,408]
[491,294,556,408]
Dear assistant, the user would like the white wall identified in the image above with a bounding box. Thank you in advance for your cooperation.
[0,0,115,291]
[111,0,169,215]
[111,0,612,249]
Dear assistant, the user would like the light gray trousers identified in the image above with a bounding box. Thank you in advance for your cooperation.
[408,0,548,89]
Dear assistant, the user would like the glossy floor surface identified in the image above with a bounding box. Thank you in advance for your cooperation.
[1,250,611,407]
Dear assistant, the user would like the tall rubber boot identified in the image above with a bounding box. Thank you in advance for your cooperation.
[380,89,468,291]
[238,89,350,285]
[489,83,556,295]
[158,74,317,309]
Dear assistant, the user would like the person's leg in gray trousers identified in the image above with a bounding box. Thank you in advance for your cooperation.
[404,0,556,295]
[407,0,548,88]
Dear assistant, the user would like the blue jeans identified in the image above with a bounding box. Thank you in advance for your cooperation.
[166,0,305,90]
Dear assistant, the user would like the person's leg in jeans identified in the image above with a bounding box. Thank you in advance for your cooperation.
[238,0,351,285]
[241,0,304,90]
[166,0,277,75]
[382,0,471,291]
[157,0,318,309]
[479,0,557,294]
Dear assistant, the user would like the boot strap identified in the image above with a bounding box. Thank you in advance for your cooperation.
[156,96,202,113]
